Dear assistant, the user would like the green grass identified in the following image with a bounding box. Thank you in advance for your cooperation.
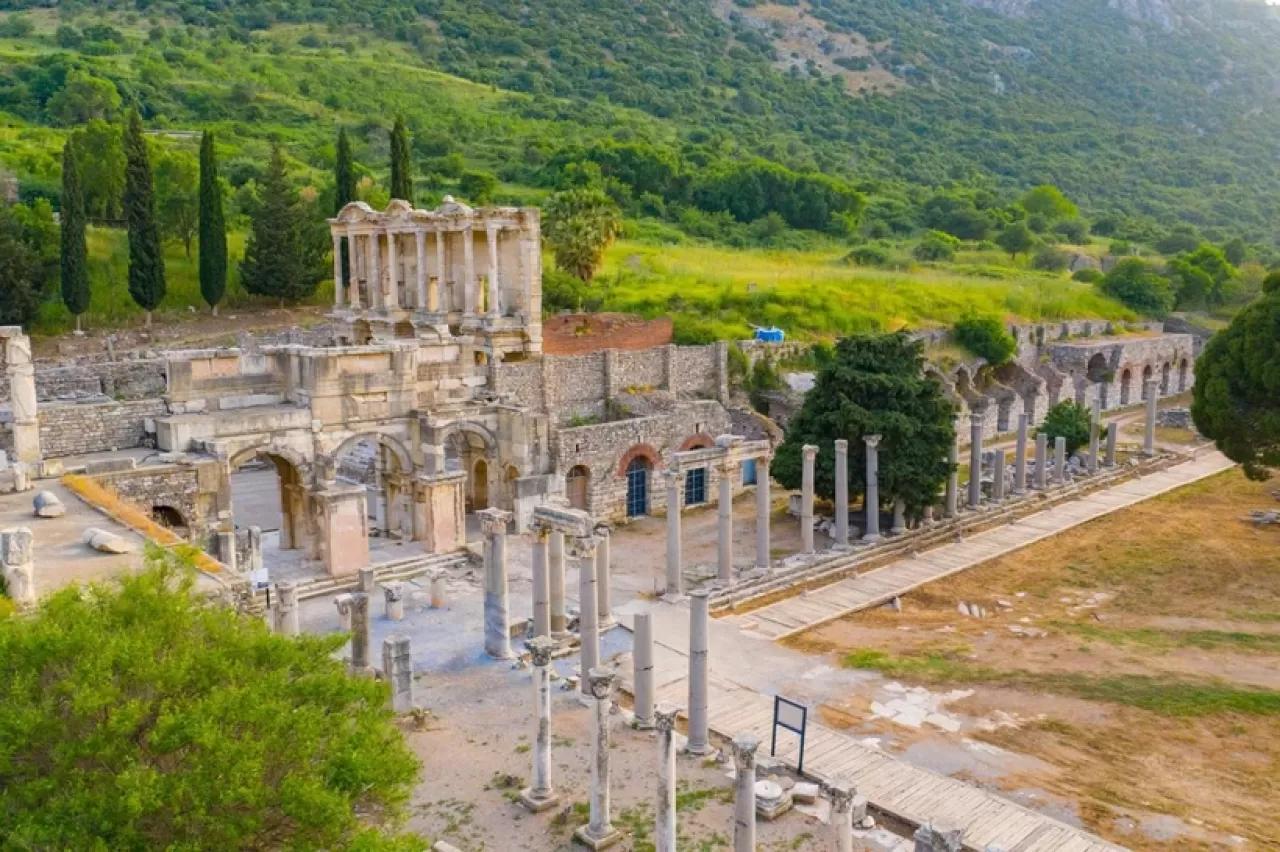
[1052,622,1280,653]
[843,648,1280,717]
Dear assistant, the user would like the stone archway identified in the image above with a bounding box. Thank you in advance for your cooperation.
[439,420,500,516]
[229,445,311,551]
[1120,368,1133,405]
[1141,365,1154,400]
[332,432,415,539]
[1178,359,1188,392]
[566,464,590,511]
[1086,353,1110,408]
[1160,362,1171,396]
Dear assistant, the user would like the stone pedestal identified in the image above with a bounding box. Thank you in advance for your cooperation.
[575,669,623,850]
[531,528,551,638]
[1144,379,1158,456]
[755,457,771,570]
[520,636,560,812]
[572,534,601,697]
[314,482,370,578]
[732,735,760,852]
[383,581,405,621]
[717,463,734,580]
[664,470,683,598]
[654,703,681,852]
[274,580,300,635]
[834,439,850,546]
[1013,414,1028,495]
[382,633,413,713]
[944,440,959,518]
[914,821,965,852]
[633,612,655,728]
[549,530,567,637]
[1035,432,1048,489]
[0,526,35,607]
[800,445,818,554]
[429,571,448,609]
[968,410,985,508]
[479,507,514,660]
[686,590,711,755]
[413,471,466,555]
[863,435,881,542]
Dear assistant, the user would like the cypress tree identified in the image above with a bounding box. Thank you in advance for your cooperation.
[198,130,227,315]
[334,128,356,290]
[59,140,90,331]
[241,143,316,304]
[122,109,165,326]
[388,115,413,204]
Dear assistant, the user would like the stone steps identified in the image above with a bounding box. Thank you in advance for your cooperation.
[292,551,471,601]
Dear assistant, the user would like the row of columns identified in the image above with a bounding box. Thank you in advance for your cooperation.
[333,224,504,319]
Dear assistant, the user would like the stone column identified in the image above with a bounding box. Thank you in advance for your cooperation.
[5,334,39,465]
[864,435,881,542]
[1035,432,1048,489]
[434,230,446,308]
[1013,413,1028,495]
[827,779,857,852]
[549,530,568,637]
[384,581,405,621]
[1106,421,1119,467]
[479,508,515,660]
[346,225,361,308]
[414,228,428,310]
[1144,379,1158,456]
[991,448,1007,501]
[332,234,343,308]
[633,611,655,728]
[217,529,238,573]
[968,410,984,508]
[732,734,760,852]
[914,821,965,852]
[247,525,263,574]
[944,439,959,518]
[891,498,906,535]
[349,592,371,670]
[800,444,818,553]
[654,703,680,852]
[368,230,381,309]
[334,593,353,631]
[664,470,683,598]
[386,229,399,308]
[717,461,734,581]
[382,634,413,713]
[834,439,850,546]
[595,524,614,627]
[358,565,376,595]
[573,534,601,698]
[575,668,622,850]
[755,456,771,570]
[531,527,551,638]
[1055,436,1068,484]
[0,526,35,607]
[1087,397,1101,474]
[686,590,711,755]
[462,225,476,315]
[520,636,560,812]
[274,580,300,635]
[486,226,501,317]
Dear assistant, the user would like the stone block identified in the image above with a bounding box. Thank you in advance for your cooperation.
[85,457,137,475]
[83,527,133,554]
[32,490,65,518]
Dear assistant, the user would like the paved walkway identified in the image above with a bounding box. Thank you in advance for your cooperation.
[725,451,1234,641]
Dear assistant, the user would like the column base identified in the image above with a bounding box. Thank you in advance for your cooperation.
[574,824,624,850]
[598,616,618,631]
[661,591,687,604]
[890,526,906,536]
[860,533,880,545]
[520,788,561,813]
[682,742,717,758]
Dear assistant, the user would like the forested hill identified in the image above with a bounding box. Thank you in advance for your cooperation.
[1,0,1278,239]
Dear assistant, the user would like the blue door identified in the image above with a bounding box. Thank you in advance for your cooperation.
[742,459,758,486]
[685,467,706,506]
[626,457,649,517]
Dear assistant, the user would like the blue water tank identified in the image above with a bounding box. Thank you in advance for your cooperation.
[754,327,785,343]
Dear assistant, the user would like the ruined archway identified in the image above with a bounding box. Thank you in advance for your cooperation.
[1141,365,1154,400]
[566,464,590,511]
[441,421,498,516]
[333,432,414,540]
[1160,362,1171,396]
[228,445,310,553]
[1178,359,1188,392]
[1120,368,1133,406]
[1086,353,1109,409]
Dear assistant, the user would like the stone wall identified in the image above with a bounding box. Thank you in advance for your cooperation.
[0,398,168,458]
[88,461,224,539]
[0,358,167,402]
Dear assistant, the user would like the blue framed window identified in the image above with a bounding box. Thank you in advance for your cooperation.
[685,467,706,506]
[742,458,758,486]
[626,457,649,517]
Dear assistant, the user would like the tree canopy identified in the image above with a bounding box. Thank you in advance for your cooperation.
[543,187,622,282]
[772,333,956,516]
[122,108,166,322]
[0,552,421,850]
[389,114,413,204]
[59,140,90,321]
[1020,185,1078,220]
[198,131,227,313]
[996,222,1035,259]
[1096,258,1176,318]
[240,143,322,303]
[1038,400,1092,456]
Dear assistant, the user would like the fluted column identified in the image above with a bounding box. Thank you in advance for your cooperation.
[520,636,560,812]
[346,224,362,308]
[755,456,771,570]
[414,228,428,310]
[800,444,818,553]
[717,461,734,582]
[1055,436,1068,484]
[1105,421,1119,467]
[827,780,857,852]
[434,230,446,309]
[595,524,613,628]
[863,435,881,542]
[665,469,683,598]
[834,439,850,546]
[531,527,550,638]
[386,229,399,309]
[367,231,381,309]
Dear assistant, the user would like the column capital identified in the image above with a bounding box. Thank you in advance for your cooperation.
[334,592,354,616]
[834,439,849,452]
[663,468,682,485]
[525,635,556,667]
[382,581,404,603]
[476,507,513,536]
[568,533,600,559]
[802,444,819,459]
[586,667,615,700]
[593,522,612,540]
[730,733,760,767]
[824,778,856,811]
[654,702,682,733]
[864,434,881,449]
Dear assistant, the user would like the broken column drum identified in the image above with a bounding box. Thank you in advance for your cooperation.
[274,580,300,636]
[800,444,818,554]
[686,589,711,755]
[826,779,858,852]
[633,611,655,728]
[732,734,760,852]
[349,592,371,670]
[891,497,906,535]
[863,435,882,542]
[382,633,413,713]
[520,636,560,812]
[383,581,405,621]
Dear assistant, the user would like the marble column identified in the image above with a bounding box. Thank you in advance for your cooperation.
[891,498,906,535]
[755,456,771,570]
[549,530,567,638]
[414,228,428,310]
[531,528,551,638]
[655,703,681,852]
[1087,398,1101,474]
[349,592,371,670]
[633,612,655,728]
[944,439,959,518]
[686,590,711,755]
[520,636,560,812]
[991,448,1006,501]
[1144,379,1158,456]
[486,226,501,318]
[368,231,381,309]
[574,534,601,698]
[346,225,361,308]
[575,668,622,850]
[434,230,446,308]
[1106,421,1119,467]
[732,734,760,852]
[665,470,683,598]
[800,444,818,554]
[827,779,857,852]
[386,230,399,308]
[596,525,613,628]
[332,234,343,308]
[479,508,514,660]
[1013,413,1028,495]
[5,334,39,465]
[1055,436,1068,484]
[383,634,413,713]
[864,435,882,542]
[1035,432,1048,489]
[717,461,734,581]
[834,439,850,546]
[462,226,476,315]
[968,410,984,508]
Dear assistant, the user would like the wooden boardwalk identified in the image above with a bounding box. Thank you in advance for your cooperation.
[726,451,1233,641]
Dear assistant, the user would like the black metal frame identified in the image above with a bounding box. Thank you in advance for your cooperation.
[770,694,808,773]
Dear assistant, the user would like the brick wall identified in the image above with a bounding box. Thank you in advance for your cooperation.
[36,399,168,457]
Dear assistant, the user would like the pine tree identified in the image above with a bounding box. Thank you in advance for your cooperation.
[241,144,317,304]
[122,109,165,326]
[59,141,90,330]
[388,115,413,204]
[334,128,356,291]
[198,131,227,316]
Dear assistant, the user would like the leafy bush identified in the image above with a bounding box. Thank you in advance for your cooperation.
[1072,268,1103,283]
[1038,400,1092,455]
[1055,218,1090,244]
[845,244,893,267]
[1263,270,1280,296]
[1097,259,1175,317]
[1032,247,1071,272]
[953,314,1016,365]
[913,230,959,262]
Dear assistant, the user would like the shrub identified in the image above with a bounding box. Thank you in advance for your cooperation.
[1097,258,1176,317]
[913,230,959,262]
[1032,247,1071,272]
[1072,268,1103,283]
[1263,270,1280,296]
[1038,400,1092,455]
[845,244,892,267]
[953,314,1016,365]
